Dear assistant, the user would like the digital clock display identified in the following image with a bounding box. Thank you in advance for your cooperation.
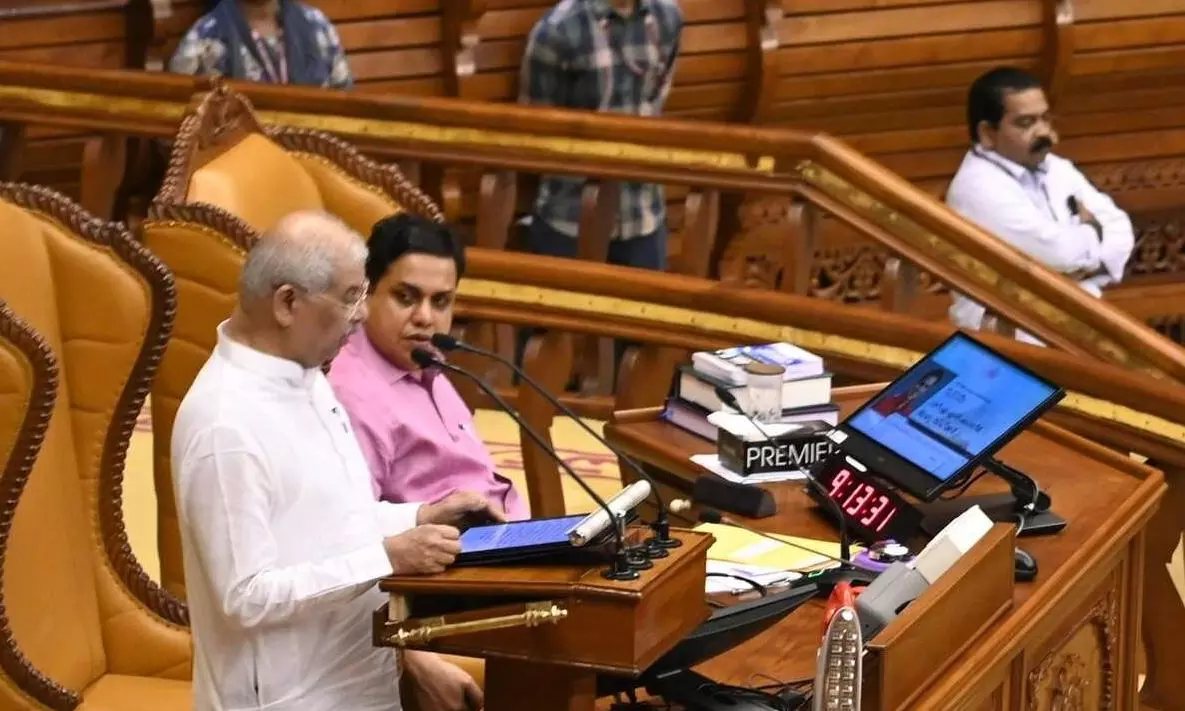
[828,468,900,536]
[809,457,924,544]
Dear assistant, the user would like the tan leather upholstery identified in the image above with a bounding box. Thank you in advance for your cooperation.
[78,676,192,711]
[186,133,324,233]
[0,184,190,711]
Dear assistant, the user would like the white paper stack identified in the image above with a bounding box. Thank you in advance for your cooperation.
[705,560,803,594]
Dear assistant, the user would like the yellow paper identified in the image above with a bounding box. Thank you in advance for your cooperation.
[695,522,862,572]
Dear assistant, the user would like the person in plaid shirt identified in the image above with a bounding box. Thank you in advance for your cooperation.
[169,0,353,90]
[519,0,683,271]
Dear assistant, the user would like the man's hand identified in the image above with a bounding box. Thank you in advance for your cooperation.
[383,525,461,575]
[1075,194,1103,240]
[404,650,483,711]
[418,491,508,527]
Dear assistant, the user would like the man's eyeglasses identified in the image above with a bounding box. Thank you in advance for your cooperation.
[295,280,369,319]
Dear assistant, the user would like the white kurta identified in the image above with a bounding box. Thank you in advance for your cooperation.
[945,147,1135,343]
[172,322,421,711]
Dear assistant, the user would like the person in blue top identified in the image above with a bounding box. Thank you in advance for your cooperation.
[169,0,353,90]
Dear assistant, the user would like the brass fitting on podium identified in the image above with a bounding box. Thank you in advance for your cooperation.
[383,600,569,647]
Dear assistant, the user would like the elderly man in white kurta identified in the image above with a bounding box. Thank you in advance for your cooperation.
[172,210,504,711]
[945,66,1134,343]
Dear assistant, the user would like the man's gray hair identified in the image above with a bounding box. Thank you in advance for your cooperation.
[238,211,367,302]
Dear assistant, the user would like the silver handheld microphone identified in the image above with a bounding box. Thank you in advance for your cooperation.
[569,480,652,546]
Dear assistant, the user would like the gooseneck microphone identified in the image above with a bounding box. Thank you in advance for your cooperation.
[430,333,680,554]
[670,499,847,568]
[411,348,640,580]
[713,386,852,563]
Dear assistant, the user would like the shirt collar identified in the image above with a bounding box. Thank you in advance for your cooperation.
[588,0,651,19]
[972,145,1048,179]
[339,329,439,388]
[215,320,319,390]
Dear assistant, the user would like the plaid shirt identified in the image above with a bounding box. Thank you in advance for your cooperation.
[520,0,682,240]
[168,3,353,90]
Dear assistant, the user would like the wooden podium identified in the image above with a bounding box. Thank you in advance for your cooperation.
[373,530,714,711]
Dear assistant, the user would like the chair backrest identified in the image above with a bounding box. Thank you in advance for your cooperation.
[142,85,443,599]
[0,183,189,710]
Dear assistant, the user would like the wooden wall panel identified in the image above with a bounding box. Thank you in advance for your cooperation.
[0,1,148,209]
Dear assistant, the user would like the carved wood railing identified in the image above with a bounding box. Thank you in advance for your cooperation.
[0,61,1182,390]
[454,248,1185,711]
[6,1,1185,345]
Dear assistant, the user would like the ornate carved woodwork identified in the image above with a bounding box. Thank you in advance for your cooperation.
[0,182,187,627]
[716,192,1185,342]
[1027,588,1119,711]
[1127,212,1185,279]
[0,302,74,711]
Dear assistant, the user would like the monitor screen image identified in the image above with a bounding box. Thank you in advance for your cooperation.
[459,514,585,555]
[845,333,1062,485]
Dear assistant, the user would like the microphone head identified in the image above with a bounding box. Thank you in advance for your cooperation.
[669,498,692,514]
[698,507,723,525]
[430,333,459,351]
[410,348,438,369]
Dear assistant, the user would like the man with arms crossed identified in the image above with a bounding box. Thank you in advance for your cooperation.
[946,66,1135,343]
[172,211,504,711]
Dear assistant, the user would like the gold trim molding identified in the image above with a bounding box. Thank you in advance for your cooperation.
[262,109,776,172]
[0,84,776,173]
[458,277,1185,444]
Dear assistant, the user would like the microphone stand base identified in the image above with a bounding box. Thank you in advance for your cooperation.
[642,540,670,559]
[603,552,642,581]
[602,568,642,581]
[626,547,655,570]
[646,520,683,551]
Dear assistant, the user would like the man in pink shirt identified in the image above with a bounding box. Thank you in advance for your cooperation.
[328,213,528,519]
[329,214,529,711]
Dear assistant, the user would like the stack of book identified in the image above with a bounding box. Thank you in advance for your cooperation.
[661,342,838,442]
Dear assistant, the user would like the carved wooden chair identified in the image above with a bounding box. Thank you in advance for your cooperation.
[137,85,482,703]
[0,182,190,710]
[139,82,443,602]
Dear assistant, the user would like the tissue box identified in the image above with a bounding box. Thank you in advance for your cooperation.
[718,419,836,476]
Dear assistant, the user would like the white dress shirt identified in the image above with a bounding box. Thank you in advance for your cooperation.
[945,147,1135,343]
[172,322,421,711]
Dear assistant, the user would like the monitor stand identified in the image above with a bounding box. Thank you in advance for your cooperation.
[918,492,1066,538]
[919,458,1066,538]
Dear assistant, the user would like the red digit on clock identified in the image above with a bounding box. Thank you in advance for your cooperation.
[860,495,890,527]
[874,504,899,534]
[845,484,875,515]
[829,468,851,498]
[841,483,863,510]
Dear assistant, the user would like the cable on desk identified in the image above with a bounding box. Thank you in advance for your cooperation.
[609,692,669,710]
[693,679,804,710]
[704,572,768,598]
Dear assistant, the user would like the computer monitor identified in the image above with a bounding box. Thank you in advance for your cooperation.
[835,332,1064,501]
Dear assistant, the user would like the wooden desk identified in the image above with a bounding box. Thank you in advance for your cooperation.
[604,387,1165,711]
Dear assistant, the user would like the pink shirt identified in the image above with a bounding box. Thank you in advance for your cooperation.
[328,330,528,520]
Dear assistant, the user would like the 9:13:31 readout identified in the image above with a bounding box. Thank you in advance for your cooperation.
[826,468,900,535]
